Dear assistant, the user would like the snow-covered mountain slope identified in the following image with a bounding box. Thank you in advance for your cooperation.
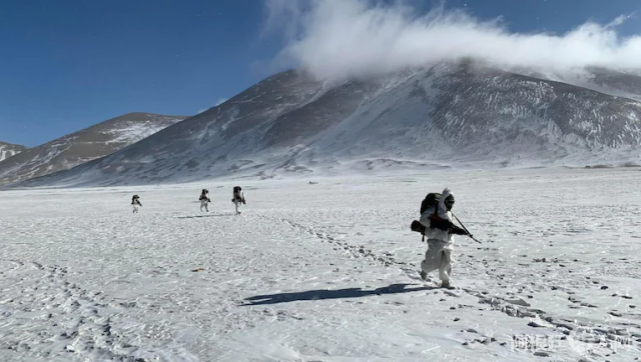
[517,66,641,102]
[0,141,27,161]
[0,113,186,186]
[16,63,641,188]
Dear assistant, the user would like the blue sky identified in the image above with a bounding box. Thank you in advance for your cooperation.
[1,0,640,147]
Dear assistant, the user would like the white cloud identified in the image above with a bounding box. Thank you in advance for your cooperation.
[265,0,641,80]
[197,98,228,114]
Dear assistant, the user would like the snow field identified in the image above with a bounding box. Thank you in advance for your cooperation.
[0,167,640,361]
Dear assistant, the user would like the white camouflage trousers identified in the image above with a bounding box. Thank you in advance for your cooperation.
[420,239,453,283]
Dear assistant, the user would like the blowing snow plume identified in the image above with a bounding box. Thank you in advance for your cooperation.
[265,0,641,80]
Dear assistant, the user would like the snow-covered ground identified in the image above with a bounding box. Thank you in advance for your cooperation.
[0,167,640,361]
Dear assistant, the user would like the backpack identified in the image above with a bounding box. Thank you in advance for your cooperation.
[419,192,441,215]
[411,192,442,240]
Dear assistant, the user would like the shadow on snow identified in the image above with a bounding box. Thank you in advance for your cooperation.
[242,283,433,306]
[175,213,233,219]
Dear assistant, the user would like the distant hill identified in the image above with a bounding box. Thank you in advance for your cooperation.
[0,112,187,186]
[0,141,27,162]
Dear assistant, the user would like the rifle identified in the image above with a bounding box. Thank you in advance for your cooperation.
[452,213,482,244]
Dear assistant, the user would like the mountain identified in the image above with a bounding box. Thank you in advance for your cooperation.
[14,63,641,188]
[0,113,187,186]
[0,141,27,162]
[520,66,641,102]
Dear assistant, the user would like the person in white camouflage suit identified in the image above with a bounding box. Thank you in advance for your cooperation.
[232,186,245,215]
[418,187,468,288]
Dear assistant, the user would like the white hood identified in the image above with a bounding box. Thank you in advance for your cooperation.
[437,187,454,222]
